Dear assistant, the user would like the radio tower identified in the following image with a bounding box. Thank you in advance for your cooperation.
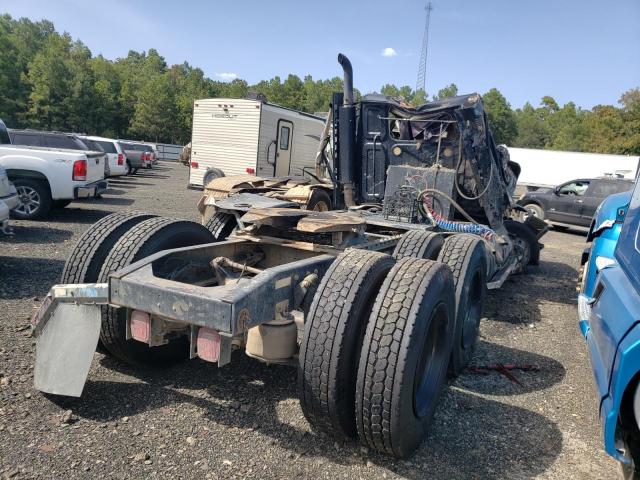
[416,2,433,94]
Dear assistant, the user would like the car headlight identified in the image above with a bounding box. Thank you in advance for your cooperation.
[595,256,616,271]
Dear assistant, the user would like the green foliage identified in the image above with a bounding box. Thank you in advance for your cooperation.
[482,88,517,145]
[26,33,74,130]
[433,83,458,100]
[380,84,428,105]
[130,73,176,142]
[0,14,637,153]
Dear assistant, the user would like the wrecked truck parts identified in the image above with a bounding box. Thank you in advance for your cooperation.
[31,53,547,460]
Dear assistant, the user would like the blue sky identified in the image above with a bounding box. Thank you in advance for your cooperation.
[2,0,639,109]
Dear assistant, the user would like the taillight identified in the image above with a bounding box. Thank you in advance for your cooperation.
[191,161,199,169]
[117,153,124,165]
[141,152,147,161]
[246,167,255,174]
[73,159,87,181]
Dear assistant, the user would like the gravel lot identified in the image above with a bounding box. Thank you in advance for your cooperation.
[0,162,618,479]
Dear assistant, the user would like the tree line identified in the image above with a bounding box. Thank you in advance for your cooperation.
[1,14,638,154]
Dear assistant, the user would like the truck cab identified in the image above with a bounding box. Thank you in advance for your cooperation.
[581,179,640,476]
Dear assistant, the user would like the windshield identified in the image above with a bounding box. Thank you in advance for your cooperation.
[44,134,89,150]
[81,138,105,152]
[93,140,117,153]
[132,144,152,152]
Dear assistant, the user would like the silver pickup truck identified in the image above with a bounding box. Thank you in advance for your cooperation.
[118,142,152,174]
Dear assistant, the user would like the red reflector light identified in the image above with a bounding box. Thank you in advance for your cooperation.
[117,153,124,165]
[130,310,151,343]
[191,161,199,169]
[246,168,255,174]
[72,159,87,181]
[197,327,221,363]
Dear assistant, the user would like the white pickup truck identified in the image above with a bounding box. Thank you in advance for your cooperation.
[0,120,107,219]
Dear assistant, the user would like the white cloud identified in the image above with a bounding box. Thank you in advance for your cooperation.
[381,47,398,57]
[215,72,238,81]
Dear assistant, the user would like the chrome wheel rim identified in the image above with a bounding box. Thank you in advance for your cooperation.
[15,185,41,215]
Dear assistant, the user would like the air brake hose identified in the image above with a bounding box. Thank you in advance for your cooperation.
[417,189,496,241]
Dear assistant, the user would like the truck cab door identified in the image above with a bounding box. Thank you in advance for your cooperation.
[547,180,590,224]
[274,120,293,177]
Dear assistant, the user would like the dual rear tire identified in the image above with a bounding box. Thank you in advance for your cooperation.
[299,244,459,457]
[300,230,488,457]
[62,212,225,366]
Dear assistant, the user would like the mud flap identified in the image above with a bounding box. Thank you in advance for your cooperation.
[34,303,102,397]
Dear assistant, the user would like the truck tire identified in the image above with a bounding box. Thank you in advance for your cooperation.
[203,212,237,240]
[306,189,332,212]
[505,219,540,266]
[437,235,487,377]
[97,218,216,367]
[61,212,156,354]
[10,178,52,220]
[392,230,443,260]
[203,168,225,186]
[355,257,455,457]
[61,212,156,285]
[523,203,544,220]
[298,249,395,439]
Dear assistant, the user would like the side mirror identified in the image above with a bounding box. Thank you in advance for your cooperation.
[553,186,560,195]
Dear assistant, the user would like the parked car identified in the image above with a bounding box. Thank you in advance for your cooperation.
[141,142,159,165]
[0,164,18,234]
[0,121,107,219]
[80,136,127,177]
[77,136,110,178]
[129,142,156,168]
[578,190,631,308]
[9,129,110,180]
[118,142,151,174]
[579,179,640,478]
[518,177,634,228]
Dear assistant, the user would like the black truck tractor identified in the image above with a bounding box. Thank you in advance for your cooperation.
[32,54,545,458]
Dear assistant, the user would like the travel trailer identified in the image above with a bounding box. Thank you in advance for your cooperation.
[188,98,325,187]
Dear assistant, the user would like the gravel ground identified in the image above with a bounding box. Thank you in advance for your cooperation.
[0,162,618,479]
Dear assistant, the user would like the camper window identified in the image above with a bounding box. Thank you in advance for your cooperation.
[280,126,290,150]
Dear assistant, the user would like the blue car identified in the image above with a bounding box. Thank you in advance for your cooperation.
[580,180,640,477]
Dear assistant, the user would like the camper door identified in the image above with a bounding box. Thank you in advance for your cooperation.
[275,120,293,176]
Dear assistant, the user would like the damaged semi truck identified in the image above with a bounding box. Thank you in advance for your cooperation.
[32,54,546,458]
